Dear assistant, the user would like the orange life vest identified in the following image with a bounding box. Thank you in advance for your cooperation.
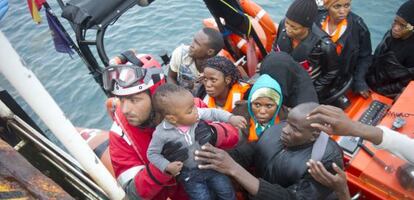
[321,16,347,55]
[247,116,280,142]
[203,82,250,112]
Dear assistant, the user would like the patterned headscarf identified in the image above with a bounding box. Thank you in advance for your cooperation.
[324,0,341,8]
[251,88,281,105]
[204,56,241,86]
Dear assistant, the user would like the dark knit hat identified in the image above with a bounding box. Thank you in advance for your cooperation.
[397,0,414,25]
[285,0,318,28]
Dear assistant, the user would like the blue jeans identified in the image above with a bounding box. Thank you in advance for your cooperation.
[179,168,235,200]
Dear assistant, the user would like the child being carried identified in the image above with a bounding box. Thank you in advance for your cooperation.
[148,83,246,200]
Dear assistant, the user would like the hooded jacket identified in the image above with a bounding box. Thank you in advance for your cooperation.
[274,19,345,102]
[229,123,344,199]
[260,51,319,108]
[246,74,283,141]
[317,11,373,92]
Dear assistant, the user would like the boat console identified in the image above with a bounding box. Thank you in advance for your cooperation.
[339,100,390,155]
[342,82,414,199]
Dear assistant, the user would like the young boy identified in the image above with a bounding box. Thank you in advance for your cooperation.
[147,83,246,200]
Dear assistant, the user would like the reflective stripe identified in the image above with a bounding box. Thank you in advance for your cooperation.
[111,122,123,136]
[311,67,321,80]
[112,74,165,96]
[117,165,145,188]
[254,9,266,21]
[311,71,321,80]
[110,122,132,145]
[203,94,210,105]
[231,93,241,109]
[236,39,247,49]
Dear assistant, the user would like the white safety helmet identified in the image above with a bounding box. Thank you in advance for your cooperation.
[102,52,165,96]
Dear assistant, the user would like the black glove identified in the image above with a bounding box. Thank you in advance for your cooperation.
[161,141,188,162]
[195,120,217,146]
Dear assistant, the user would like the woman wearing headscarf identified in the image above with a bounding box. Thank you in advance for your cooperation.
[259,51,319,109]
[366,0,414,98]
[196,56,251,112]
[243,74,283,142]
[317,0,373,98]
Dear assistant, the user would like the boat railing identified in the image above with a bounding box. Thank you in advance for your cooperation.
[0,99,109,199]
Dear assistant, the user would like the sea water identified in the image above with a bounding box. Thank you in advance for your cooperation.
[0,0,403,137]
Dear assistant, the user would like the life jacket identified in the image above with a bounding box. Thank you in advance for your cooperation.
[203,82,250,112]
[247,116,280,142]
[317,11,368,78]
[274,20,330,80]
[321,16,347,55]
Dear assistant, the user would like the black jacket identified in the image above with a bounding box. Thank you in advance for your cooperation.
[260,51,319,108]
[316,11,373,92]
[366,31,414,97]
[274,19,341,102]
[229,123,344,200]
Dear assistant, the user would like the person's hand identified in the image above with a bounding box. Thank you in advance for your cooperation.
[161,141,189,162]
[229,115,247,129]
[358,90,370,99]
[195,143,239,176]
[165,161,183,176]
[195,73,205,83]
[306,105,356,136]
[307,160,351,200]
[195,120,216,146]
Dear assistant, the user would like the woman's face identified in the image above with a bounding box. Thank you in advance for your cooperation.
[284,18,309,40]
[391,16,414,39]
[251,97,278,125]
[202,67,231,98]
[328,0,351,23]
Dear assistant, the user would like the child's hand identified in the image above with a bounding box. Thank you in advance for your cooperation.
[165,161,183,176]
[229,115,247,129]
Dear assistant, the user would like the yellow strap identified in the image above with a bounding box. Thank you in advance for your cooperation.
[31,0,42,24]
[219,0,252,37]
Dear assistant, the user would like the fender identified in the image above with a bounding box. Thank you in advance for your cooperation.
[227,18,266,60]
[239,0,277,51]
[78,128,114,177]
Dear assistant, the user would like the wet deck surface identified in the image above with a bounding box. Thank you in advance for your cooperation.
[0,138,74,200]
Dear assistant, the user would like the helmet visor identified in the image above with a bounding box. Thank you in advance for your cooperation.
[102,65,145,91]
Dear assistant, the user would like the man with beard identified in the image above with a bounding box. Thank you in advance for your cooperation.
[103,53,239,199]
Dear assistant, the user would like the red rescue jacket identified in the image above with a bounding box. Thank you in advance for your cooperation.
[109,98,239,199]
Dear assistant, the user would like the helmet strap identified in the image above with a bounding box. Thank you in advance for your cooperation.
[138,90,158,128]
